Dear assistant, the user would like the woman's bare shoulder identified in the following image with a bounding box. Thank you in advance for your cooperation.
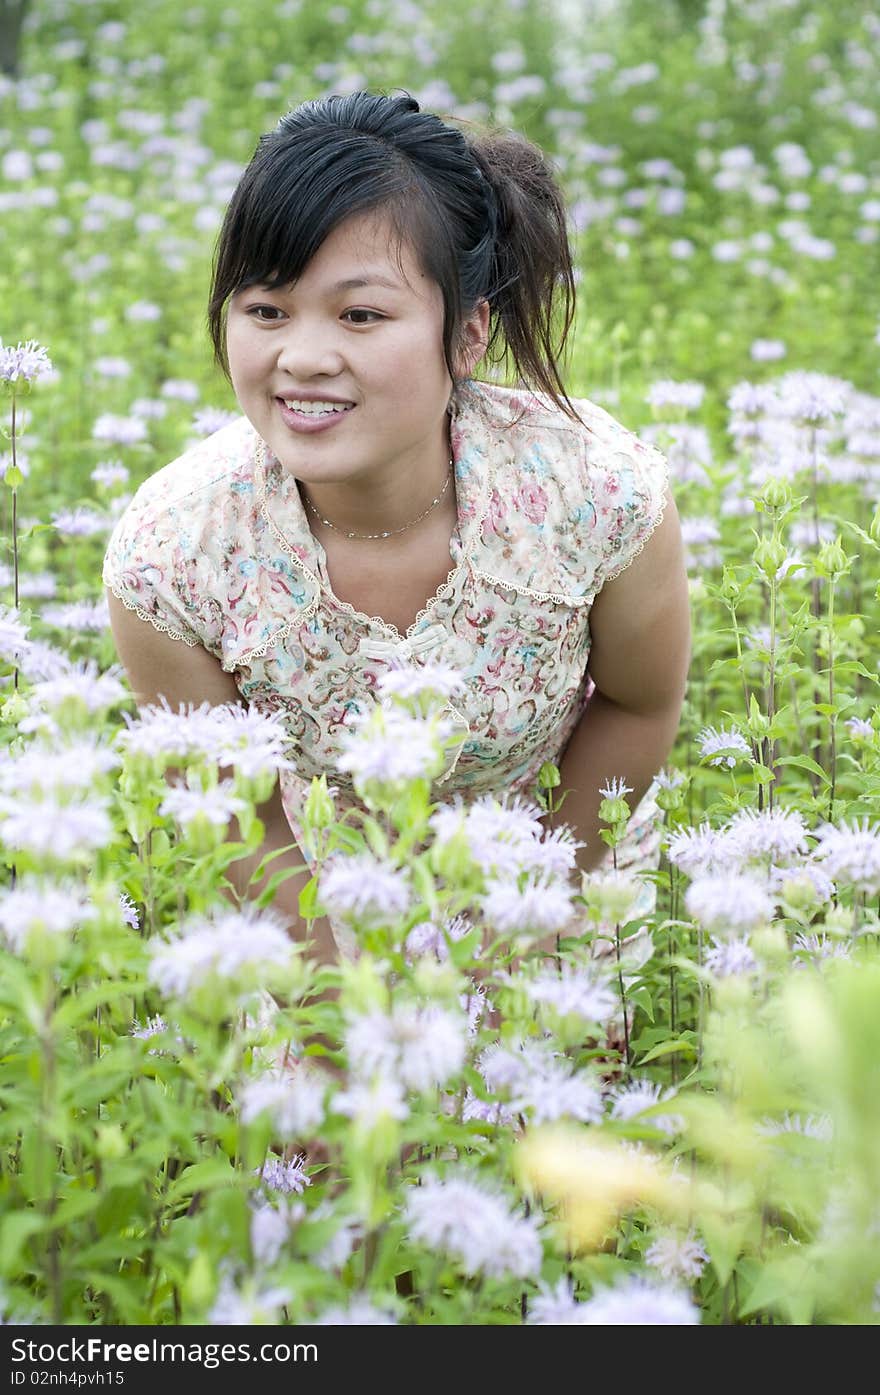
[105,590,241,711]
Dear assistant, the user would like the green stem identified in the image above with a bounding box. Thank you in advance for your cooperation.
[668,924,678,1086]
[695,927,704,1070]
[609,841,630,1067]
[787,674,815,797]
[614,922,630,1070]
[726,597,752,722]
[10,390,18,607]
[809,428,824,770]
[9,391,20,696]
[767,561,778,812]
[39,968,62,1322]
[827,579,836,821]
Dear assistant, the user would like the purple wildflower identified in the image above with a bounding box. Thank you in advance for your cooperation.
[685,873,775,933]
[697,725,752,768]
[256,1154,311,1196]
[0,340,53,385]
[704,935,759,977]
[811,819,880,895]
[645,1232,709,1282]
[578,1276,700,1324]
[319,852,411,927]
[404,1174,543,1279]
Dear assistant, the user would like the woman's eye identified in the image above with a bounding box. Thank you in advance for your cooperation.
[343,309,383,325]
[246,305,285,322]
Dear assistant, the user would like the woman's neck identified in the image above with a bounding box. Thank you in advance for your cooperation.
[296,432,454,541]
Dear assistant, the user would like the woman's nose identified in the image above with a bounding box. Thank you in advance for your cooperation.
[275,323,345,378]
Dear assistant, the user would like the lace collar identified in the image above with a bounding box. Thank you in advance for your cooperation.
[250,378,597,639]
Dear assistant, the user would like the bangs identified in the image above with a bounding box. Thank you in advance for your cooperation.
[208,129,450,370]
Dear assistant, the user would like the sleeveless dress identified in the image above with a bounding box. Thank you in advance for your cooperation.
[103,379,669,949]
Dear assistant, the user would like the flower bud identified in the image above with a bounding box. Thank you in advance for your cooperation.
[816,537,849,580]
[304,774,336,832]
[0,692,29,725]
[778,871,822,916]
[655,781,685,814]
[179,810,226,856]
[120,748,166,788]
[598,794,631,825]
[824,905,856,939]
[411,957,463,1006]
[537,761,561,791]
[712,971,759,1012]
[229,768,273,809]
[746,694,770,738]
[429,827,477,886]
[751,924,788,968]
[753,535,788,578]
[338,953,389,1015]
[95,1124,127,1161]
[654,767,686,814]
[757,477,791,510]
[580,869,642,926]
[718,565,743,604]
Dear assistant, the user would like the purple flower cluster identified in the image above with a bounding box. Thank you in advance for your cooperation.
[0,339,53,385]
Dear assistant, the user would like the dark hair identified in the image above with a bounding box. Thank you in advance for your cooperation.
[208,91,579,419]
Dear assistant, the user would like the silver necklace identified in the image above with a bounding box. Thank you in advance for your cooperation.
[300,456,454,540]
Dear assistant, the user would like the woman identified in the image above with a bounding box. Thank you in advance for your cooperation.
[103,91,691,969]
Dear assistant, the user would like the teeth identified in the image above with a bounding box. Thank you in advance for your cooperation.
[281,399,352,416]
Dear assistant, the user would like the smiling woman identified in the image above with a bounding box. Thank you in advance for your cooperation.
[222,211,482,542]
[102,89,690,978]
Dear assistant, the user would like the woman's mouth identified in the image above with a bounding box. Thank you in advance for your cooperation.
[276,397,355,433]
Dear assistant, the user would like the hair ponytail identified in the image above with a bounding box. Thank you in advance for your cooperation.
[468,132,579,420]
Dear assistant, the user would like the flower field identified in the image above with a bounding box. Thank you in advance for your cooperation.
[1,0,880,1326]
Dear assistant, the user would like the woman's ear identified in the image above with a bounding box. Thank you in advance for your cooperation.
[453,298,490,380]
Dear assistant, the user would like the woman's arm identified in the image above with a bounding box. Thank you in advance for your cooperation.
[547,496,691,873]
[105,591,339,965]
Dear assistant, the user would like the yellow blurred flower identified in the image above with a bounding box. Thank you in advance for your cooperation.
[516,1124,691,1251]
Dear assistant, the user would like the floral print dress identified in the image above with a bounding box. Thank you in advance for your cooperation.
[103,379,670,942]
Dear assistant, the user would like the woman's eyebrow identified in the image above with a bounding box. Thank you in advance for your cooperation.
[330,274,405,292]
[246,273,407,295]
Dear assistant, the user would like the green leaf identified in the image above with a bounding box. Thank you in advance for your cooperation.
[253,862,307,908]
[775,755,831,784]
[53,980,148,1029]
[165,1158,242,1204]
[837,662,880,685]
[79,1268,152,1323]
[636,1034,697,1065]
[298,874,320,920]
[751,763,775,786]
[737,1253,818,1325]
[410,858,439,918]
[698,1213,747,1288]
[627,984,655,1022]
[52,1188,104,1226]
[842,521,880,553]
[68,1233,151,1275]
[0,1210,48,1274]
[152,827,174,857]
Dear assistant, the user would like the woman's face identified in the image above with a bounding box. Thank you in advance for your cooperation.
[226,210,487,494]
